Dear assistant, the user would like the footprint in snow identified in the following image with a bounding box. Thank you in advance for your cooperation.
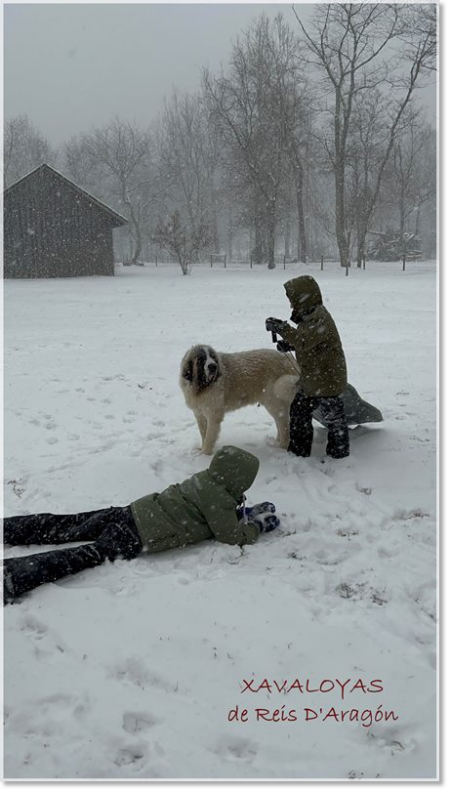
[111,658,176,693]
[113,743,148,768]
[122,711,159,734]
[20,614,48,639]
[214,736,259,762]
[18,615,66,660]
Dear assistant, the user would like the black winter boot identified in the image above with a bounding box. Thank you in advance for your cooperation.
[323,397,350,459]
[3,543,105,604]
[288,392,319,457]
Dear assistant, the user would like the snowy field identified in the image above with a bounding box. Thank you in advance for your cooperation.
[3,260,437,780]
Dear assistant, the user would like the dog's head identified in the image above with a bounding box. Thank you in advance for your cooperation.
[181,345,221,393]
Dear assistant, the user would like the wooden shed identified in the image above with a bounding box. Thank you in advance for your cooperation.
[4,163,128,278]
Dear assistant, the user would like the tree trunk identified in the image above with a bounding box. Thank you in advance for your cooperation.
[179,255,189,275]
[295,166,308,263]
[414,199,421,237]
[284,215,291,260]
[355,206,366,268]
[356,162,369,268]
[209,189,220,254]
[227,209,233,262]
[399,187,406,256]
[335,164,351,268]
[266,200,276,269]
[253,218,265,264]
[120,178,142,265]
[131,224,142,265]
[212,217,220,255]
[356,235,365,269]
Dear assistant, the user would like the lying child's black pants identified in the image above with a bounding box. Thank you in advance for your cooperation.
[3,506,143,605]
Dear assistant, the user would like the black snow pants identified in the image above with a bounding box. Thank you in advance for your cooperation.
[3,506,143,605]
[289,392,350,459]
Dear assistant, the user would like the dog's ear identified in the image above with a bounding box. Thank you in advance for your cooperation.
[182,358,194,382]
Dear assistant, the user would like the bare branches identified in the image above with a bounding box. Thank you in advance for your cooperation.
[203,13,308,267]
[152,210,212,275]
[292,1,436,267]
[71,117,153,264]
[6,5,436,266]
[4,115,55,187]
[153,88,219,260]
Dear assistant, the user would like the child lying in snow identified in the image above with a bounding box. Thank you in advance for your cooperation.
[3,445,279,604]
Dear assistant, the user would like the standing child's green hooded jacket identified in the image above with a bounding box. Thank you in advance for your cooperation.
[131,445,261,552]
[277,275,348,397]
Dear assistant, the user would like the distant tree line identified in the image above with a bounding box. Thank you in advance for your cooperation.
[4,4,437,271]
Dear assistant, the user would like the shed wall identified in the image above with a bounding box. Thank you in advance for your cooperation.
[4,169,117,278]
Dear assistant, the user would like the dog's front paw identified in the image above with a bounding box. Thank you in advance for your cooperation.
[201,447,214,456]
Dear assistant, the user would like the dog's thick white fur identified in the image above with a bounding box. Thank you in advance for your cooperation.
[180,344,299,455]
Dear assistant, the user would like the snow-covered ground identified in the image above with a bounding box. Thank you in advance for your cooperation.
[3,260,437,780]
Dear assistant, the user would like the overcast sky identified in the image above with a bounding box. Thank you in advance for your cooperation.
[4,3,314,146]
[4,2,436,148]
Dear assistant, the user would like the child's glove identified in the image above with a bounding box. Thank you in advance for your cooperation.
[252,512,280,533]
[277,340,295,353]
[265,317,286,334]
[236,501,276,521]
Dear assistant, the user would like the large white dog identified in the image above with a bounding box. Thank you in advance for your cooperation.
[180,344,298,455]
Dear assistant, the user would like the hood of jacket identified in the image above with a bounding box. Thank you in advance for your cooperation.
[284,276,323,320]
[208,445,260,500]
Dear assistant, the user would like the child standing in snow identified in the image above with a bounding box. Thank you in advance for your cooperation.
[266,275,350,459]
[3,446,279,604]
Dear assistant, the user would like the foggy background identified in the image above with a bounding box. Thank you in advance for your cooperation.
[5,3,311,145]
[4,2,437,266]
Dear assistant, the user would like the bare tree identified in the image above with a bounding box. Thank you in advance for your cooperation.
[152,210,212,275]
[392,118,432,246]
[294,3,437,268]
[63,135,104,195]
[80,117,153,264]
[374,117,436,248]
[154,90,219,252]
[203,14,305,269]
[287,104,316,263]
[4,115,56,187]
[346,88,392,266]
